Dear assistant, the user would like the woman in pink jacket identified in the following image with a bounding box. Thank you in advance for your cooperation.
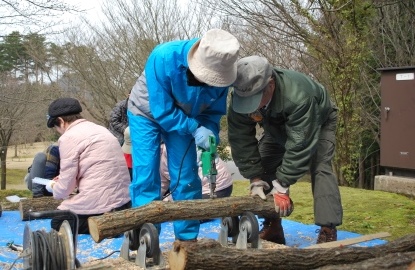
[45,98,131,234]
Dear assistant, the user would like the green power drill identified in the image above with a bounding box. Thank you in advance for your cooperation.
[200,135,218,198]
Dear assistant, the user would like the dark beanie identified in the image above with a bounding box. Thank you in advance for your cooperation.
[47,98,82,128]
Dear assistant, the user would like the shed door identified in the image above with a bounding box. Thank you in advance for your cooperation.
[380,70,415,169]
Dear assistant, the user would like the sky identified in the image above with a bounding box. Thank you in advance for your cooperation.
[65,0,105,21]
[2,0,190,38]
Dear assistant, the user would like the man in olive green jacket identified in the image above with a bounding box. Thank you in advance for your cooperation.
[228,55,343,244]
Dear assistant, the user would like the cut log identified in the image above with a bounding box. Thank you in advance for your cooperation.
[19,197,62,221]
[88,196,279,243]
[317,251,415,270]
[76,262,114,270]
[168,234,415,270]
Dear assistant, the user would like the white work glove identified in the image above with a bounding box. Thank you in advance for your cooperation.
[45,180,56,193]
[271,180,293,217]
[192,126,214,150]
[249,180,270,200]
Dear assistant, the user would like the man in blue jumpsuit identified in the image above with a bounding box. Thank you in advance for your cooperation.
[127,29,239,241]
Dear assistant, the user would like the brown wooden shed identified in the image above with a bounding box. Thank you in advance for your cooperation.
[379,66,415,177]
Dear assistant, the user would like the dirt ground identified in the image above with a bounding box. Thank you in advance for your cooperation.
[6,142,51,170]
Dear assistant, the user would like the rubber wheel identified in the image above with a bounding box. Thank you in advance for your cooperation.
[128,229,140,250]
[59,220,76,270]
[239,212,259,243]
[139,223,159,257]
[222,216,239,237]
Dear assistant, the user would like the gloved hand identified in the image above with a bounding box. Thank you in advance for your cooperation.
[249,180,270,200]
[271,180,293,217]
[45,180,56,193]
[192,126,214,150]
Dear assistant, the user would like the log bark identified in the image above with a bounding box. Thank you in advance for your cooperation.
[318,251,415,270]
[88,196,279,243]
[19,197,63,221]
[77,262,114,270]
[168,235,415,270]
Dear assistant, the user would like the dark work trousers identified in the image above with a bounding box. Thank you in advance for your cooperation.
[258,109,343,227]
[51,201,132,235]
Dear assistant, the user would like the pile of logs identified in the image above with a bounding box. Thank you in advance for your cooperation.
[168,236,415,270]
[19,196,415,269]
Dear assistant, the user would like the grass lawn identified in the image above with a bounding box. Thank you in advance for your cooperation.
[1,169,414,241]
[6,168,27,185]
[232,179,414,240]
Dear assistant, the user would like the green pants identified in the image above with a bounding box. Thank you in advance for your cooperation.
[258,109,343,227]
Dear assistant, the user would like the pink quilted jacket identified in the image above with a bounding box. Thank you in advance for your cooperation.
[53,119,130,215]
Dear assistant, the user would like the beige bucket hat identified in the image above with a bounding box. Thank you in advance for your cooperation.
[188,29,240,87]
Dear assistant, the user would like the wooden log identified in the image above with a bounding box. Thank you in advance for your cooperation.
[19,197,63,221]
[77,262,114,270]
[88,196,279,243]
[318,251,415,270]
[168,234,415,270]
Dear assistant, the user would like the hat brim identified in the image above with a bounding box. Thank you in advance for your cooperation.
[187,40,236,87]
[47,117,56,128]
[232,90,263,114]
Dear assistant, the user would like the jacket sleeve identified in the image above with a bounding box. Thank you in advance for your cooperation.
[276,97,320,186]
[215,158,232,186]
[109,100,128,135]
[227,103,263,180]
[195,89,228,144]
[52,135,80,200]
[145,53,199,136]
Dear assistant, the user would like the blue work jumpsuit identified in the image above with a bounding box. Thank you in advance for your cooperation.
[127,38,229,240]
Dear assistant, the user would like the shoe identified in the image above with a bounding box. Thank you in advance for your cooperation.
[259,217,286,245]
[316,226,337,244]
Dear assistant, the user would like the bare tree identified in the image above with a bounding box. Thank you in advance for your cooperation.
[354,1,415,188]
[59,0,222,126]
[0,0,83,35]
[0,74,47,189]
[199,0,377,186]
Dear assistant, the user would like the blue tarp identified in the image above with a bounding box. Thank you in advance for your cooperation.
[0,211,387,269]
